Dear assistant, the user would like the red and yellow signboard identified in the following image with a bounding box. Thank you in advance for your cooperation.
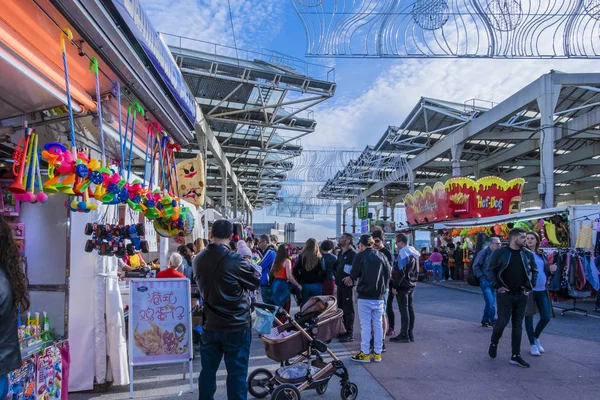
[404,176,524,224]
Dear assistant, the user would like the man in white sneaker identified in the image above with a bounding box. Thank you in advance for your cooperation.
[344,234,391,363]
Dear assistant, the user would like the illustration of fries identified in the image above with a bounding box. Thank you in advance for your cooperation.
[449,193,469,204]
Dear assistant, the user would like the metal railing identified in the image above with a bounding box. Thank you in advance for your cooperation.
[161,32,335,83]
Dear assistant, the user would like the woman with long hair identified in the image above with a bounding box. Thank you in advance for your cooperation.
[294,238,325,305]
[269,245,301,322]
[0,215,30,398]
[320,240,337,296]
[524,231,556,357]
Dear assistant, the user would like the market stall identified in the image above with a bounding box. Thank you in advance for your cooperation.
[1,0,203,397]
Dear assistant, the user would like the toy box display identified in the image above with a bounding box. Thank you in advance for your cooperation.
[5,357,36,400]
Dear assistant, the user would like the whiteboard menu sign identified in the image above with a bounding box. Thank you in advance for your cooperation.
[129,279,192,365]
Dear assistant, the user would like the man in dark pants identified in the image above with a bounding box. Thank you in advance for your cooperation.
[453,242,464,280]
[488,228,538,368]
[336,233,357,343]
[390,233,420,343]
[194,220,260,399]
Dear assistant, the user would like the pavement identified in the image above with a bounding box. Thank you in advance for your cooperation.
[71,284,600,400]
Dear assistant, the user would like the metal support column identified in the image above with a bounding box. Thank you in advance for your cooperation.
[390,202,395,222]
[341,207,347,234]
[336,203,342,237]
[221,168,228,216]
[234,190,238,218]
[451,144,464,177]
[382,187,389,221]
[536,76,560,209]
[352,207,357,234]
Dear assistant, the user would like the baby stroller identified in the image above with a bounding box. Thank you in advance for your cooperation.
[249,296,358,400]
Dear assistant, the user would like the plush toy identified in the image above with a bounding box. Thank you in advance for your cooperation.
[176,153,205,207]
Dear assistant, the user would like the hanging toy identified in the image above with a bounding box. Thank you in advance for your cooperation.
[8,126,31,195]
[539,219,549,247]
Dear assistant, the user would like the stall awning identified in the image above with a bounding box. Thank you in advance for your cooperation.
[433,207,569,229]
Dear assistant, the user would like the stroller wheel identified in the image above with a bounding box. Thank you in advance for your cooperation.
[316,382,328,395]
[271,384,301,400]
[340,382,358,400]
[247,368,273,398]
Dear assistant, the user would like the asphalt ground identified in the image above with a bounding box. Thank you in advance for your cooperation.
[71,283,600,399]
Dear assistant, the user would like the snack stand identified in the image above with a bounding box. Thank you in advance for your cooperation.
[1,0,203,397]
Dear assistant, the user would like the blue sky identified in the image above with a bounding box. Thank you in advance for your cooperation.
[141,0,600,241]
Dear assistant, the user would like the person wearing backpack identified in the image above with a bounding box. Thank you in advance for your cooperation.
[472,237,502,327]
[320,240,337,296]
[390,233,420,343]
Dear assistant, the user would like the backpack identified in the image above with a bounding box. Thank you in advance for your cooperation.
[467,249,483,287]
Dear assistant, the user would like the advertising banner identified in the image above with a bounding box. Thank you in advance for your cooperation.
[405,176,525,225]
[129,279,192,365]
[108,0,197,124]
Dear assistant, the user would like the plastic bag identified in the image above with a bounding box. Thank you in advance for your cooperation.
[252,307,275,334]
[278,364,319,380]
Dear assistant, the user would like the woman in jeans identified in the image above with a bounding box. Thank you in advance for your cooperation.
[524,232,557,356]
[270,245,301,323]
[429,248,443,282]
[293,238,325,305]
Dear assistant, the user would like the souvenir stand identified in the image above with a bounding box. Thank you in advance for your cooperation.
[436,205,600,316]
[0,0,201,397]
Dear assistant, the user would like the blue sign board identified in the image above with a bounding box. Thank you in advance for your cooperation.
[108,0,197,125]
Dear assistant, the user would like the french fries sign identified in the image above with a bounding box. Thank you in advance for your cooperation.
[404,176,525,225]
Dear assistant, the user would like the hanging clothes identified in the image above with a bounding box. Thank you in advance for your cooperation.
[575,221,593,249]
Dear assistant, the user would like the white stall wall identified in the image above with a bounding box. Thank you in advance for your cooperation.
[20,195,68,336]
[68,208,97,391]
[20,195,67,285]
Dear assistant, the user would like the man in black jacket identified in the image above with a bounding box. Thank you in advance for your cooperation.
[390,233,420,343]
[194,220,260,399]
[344,234,391,362]
[488,228,538,368]
[336,233,357,343]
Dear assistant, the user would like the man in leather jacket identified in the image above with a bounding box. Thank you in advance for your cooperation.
[194,220,260,400]
[488,228,538,368]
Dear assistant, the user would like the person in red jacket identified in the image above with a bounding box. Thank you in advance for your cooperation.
[157,253,187,279]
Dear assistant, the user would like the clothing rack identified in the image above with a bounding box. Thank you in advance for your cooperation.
[555,298,588,317]
[549,248,594,317]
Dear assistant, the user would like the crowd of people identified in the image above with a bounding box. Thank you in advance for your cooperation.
[2,214,599,400]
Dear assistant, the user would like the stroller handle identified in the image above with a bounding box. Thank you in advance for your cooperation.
[252,301,278,312]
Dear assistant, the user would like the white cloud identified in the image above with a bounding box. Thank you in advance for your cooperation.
[141,0,285,49]
[307,58,600,150]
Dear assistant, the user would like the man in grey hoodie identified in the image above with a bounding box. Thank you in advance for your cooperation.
[390,233,420,343]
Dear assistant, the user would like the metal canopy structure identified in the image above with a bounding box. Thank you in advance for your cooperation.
[319,146,414,201]
[163,34,336,212]
[293,0,600,59]
[343,72,600,215]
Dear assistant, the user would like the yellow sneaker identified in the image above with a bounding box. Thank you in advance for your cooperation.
[373,353,382,362]
[351,351,371,363]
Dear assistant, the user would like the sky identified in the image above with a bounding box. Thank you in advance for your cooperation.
[140,0,600,242]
